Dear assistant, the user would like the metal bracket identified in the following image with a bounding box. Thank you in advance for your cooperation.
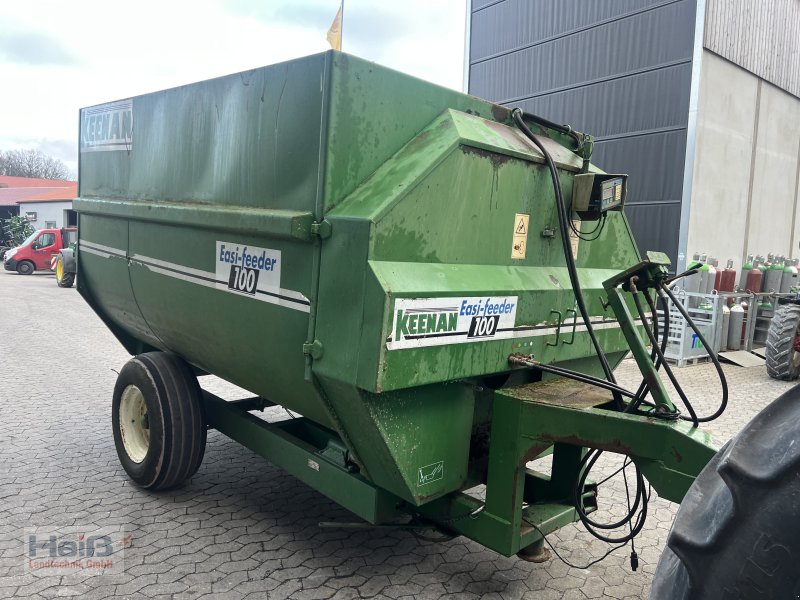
[310,220,332,239]
[603,257,676,413]
[303,340,324,359]
[562,309,577,345]
[546,310,562,347]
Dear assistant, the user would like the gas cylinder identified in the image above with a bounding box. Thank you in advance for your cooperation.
[764,258,784,293]
[684,252,703,307]
[706,258,718,294]
[698,253,710,294]
[718,259,735,308]
[739,254,754,291]
[694,254,711,309]
[718,304,731,353]
[758,255,770,291]
[782,258,800,293]
[727,302,745,350]
[745,258,763,293]
[719,259,736,293]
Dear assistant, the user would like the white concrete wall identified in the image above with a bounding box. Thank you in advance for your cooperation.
[749,83,800,258]
[687,51,800,271]
[17,201,72,230]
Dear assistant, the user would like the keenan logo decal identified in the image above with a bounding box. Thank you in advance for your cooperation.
[80,99,134,153]
[395,309,458,340]
[388,296,518,350]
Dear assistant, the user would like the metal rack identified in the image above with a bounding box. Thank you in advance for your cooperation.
[657,290,798,367]
[659,290,760,367]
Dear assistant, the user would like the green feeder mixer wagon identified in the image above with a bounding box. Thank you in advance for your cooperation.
[74,52,800,599]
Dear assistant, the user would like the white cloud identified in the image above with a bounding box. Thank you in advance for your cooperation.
[0,0,467,173]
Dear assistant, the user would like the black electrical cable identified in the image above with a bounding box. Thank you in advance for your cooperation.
[570,212,608,242]
[632,290,700,427]
[530,523,630,570]
[512,108,626,410]
[573,449,649,545]
[577,453,643,531]
[660,282,729,423]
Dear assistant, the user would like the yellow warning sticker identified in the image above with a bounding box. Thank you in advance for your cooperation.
[512,213,529,259]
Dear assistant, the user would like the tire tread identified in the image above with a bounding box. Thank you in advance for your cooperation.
[765,304,800,380]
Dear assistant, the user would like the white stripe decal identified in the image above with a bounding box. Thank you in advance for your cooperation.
[131,252,216,281]
[385,320,624,350]
[514,321,622,338]
[80,241,311,313]
[80,245,114,259]
[81,240,124,256]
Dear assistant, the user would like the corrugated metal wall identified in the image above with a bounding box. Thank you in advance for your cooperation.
[704,0,800,98]
[468,0,698,263]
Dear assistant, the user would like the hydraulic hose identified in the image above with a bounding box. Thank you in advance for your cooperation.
[514,110,583,151]
[632,291,699,426]
[628,292,670,413]
[512,108,626,409]
[508,355,635,398]
[660,282,729,422]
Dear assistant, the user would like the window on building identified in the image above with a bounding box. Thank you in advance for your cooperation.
[64,209,77,227]
[45,221,56,228]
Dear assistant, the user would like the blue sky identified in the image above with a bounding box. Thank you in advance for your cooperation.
[0,0,467,175]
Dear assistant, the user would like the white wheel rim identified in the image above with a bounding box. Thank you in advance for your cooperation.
[119,385,150,463]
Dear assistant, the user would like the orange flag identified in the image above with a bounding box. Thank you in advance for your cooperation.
[327,2,343,51]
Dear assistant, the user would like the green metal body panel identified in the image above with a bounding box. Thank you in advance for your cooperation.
[76,51,717,548]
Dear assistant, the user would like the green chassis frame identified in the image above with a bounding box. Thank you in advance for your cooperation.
[202,254,718,557]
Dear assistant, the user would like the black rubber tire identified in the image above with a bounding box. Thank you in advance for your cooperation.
[58,272,75,288]
[16,260,34,275]
[0,246,8,260]
[765,304,800,380]
[56,255,75,288]
[650,384,800,599]
[112,352,206,490]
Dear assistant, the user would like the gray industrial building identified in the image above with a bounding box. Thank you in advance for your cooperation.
[466,0,800,272]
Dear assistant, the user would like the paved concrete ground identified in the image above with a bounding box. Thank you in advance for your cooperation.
[0,269,795,600]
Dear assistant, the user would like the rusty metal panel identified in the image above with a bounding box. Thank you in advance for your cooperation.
[704,0,800,97]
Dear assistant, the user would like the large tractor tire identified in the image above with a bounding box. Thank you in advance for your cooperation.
[112,352,206,490]
[55,254,75,288]
[650,384,800,599]
[765,304,800,380]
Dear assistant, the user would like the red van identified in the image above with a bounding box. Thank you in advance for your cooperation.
[3,227,77,275]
